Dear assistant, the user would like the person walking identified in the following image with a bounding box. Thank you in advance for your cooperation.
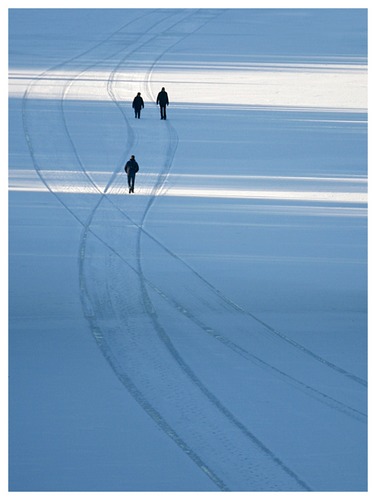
[132,92,144,119]
[156,87,169,120]
[124,155,139,193]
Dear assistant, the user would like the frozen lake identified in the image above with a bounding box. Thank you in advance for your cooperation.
[8,7,367,493]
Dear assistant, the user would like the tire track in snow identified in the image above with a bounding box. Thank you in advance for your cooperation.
[76,11,234,489]
[78,10,314,491]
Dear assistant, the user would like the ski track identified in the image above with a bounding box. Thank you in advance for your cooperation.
[20,8,366,491]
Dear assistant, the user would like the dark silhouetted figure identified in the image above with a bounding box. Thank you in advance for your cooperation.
[156,87,169,120]
[124,155,139,193]
[132,92,144,118]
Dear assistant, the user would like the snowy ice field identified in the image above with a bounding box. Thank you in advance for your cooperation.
[7,6,368,493]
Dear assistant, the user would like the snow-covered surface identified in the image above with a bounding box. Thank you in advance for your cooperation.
[8,6,367,493]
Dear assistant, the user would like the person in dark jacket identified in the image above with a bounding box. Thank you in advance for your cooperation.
[124,155,139,193]
[156,87,169,120]
[132,92,144,119]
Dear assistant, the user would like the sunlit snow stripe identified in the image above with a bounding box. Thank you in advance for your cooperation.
[8,183,367,203]
[161,188,367,203]
[8,62,367,110]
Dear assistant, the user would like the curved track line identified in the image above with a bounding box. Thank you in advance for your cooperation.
[80,9,313,491]
[71,10,234,491]
[73,10,237,491]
